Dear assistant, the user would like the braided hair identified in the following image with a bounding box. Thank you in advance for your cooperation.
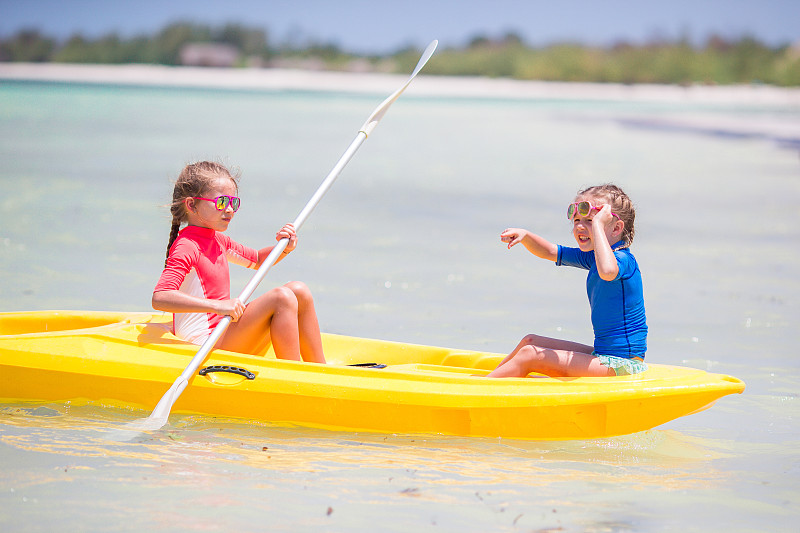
[576,183,636,250]
[164,161,239,267]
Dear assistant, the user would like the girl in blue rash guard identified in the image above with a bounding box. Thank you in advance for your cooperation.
[487,184,648,378]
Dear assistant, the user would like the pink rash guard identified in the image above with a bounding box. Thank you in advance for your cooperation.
[154,225,258,344]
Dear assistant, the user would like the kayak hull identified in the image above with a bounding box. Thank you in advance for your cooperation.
[0,310,745,440]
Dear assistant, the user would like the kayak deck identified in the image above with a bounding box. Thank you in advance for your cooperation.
[0,310,745,440]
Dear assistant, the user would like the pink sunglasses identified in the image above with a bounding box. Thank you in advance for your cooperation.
[193,195,241,212]
[567,201,619,220]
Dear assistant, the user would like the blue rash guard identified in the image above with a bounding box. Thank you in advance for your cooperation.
[556,243,647,358]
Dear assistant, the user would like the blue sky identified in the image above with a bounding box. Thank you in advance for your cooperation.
[1,0,798,53]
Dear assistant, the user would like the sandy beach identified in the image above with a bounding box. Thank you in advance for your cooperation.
[3,62,799,147]
[2,62,800,106]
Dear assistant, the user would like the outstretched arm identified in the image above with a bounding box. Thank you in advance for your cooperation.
[500,228,558,262]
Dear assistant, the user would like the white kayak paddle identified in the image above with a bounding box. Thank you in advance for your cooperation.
[124,40,438,433]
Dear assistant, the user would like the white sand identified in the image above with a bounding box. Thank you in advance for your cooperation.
[2,62,799,107]
[2,62,799,143]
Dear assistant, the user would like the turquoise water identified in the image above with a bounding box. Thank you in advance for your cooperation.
[1,78,798,531]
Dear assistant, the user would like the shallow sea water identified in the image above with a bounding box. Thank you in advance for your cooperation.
[0,77,798,532]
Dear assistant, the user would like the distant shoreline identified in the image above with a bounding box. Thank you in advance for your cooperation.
[2,62,799,106]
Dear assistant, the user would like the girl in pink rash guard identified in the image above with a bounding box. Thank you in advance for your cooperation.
[152,161,326,363]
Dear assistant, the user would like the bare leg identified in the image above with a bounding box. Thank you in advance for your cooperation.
[488,333,612,378]
[284,281,326,363]
[217,282,326,362]
[218,286,303,360]
[492,334,593,371]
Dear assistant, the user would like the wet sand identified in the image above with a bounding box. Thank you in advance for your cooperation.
[1,61,799,106]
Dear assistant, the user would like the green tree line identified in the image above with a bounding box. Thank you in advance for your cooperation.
[1,22,798,86]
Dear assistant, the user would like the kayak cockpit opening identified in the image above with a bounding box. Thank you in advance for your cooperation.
[0,311,158,335]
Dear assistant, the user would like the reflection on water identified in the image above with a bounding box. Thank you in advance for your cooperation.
[1,402,734,476]
[1,401,740,532]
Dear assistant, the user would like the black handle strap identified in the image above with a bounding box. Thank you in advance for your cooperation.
[198,365,256,380]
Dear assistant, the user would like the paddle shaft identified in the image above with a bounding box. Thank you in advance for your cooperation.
[153,132,366,413]
[145,133,366,423]
[140,40,438,429]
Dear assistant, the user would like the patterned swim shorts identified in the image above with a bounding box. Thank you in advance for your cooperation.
[594,354,648,376]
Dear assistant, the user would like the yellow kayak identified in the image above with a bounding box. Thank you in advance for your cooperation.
[0,310,745,440]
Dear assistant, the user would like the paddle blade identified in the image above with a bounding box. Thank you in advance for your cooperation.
[360,40,437,137]
[114,377,187,437]
[104,413,169,442]
[123,413,169,432]
[410,39,438,79]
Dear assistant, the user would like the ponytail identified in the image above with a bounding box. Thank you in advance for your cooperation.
[165,219,181,268]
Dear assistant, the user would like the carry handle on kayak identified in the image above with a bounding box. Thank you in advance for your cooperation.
[198,365,256,380]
